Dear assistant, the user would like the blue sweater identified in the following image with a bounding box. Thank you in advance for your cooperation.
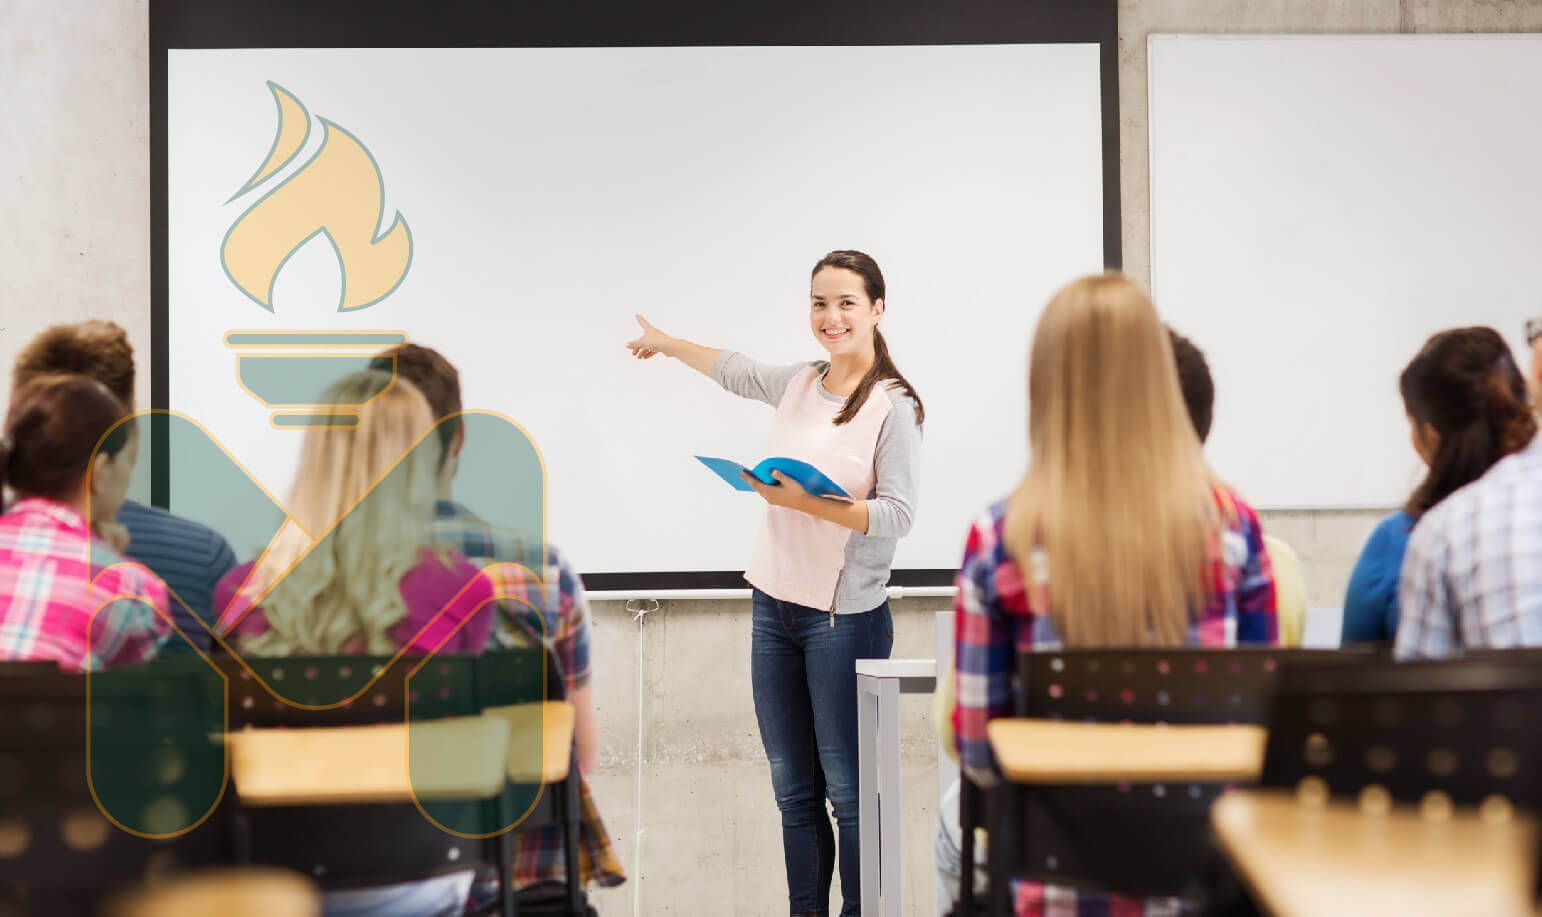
[1341,510,1414,644]
[117,500,238,652]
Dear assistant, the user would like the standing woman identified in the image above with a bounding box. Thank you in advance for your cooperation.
[627,250,923,917]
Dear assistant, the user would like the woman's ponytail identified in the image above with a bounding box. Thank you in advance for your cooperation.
[1486,355,1538,457]
[832,328,927,427]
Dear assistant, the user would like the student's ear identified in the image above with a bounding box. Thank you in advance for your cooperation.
[452,422,466,459]
[88,451,111,498]
[873,298,885,321]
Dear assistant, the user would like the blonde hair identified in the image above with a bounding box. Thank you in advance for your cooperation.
[1003,273,1221,646]
[239,371,444,656]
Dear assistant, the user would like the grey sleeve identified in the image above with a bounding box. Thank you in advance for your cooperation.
[711,351,810,407]
[865,389,922,538]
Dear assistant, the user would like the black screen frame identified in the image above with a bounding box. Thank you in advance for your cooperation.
[150,0,1121,591]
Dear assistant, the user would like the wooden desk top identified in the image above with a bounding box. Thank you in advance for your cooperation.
[105,867,320,917]
[484,700,574,783]
[1212,790,1540,917]
[986,719,1266,783]
[227,701,574,805]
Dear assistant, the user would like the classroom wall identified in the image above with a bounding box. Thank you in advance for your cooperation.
[1121,0,1542,610]
[8,1,1542,913]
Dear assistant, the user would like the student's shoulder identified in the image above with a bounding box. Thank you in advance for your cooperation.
[214,560,257,596]
[94,543,170,603]
[1212,483,1261,530]
[873,380,921,426]
[119,500,235,556]
[961,499,1011,559]
[401,549,497,610]
[1367,510,1416,550]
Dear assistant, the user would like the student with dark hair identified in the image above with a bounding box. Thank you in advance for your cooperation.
[627,250,922,917]
[1166,327,1308,645]
[372,342,625,902]
[1167,328,1214,442]
[12,321,236,651]
[1346,327,1537,645]
[0,375,169,670]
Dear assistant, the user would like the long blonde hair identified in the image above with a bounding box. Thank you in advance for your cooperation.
[1003,273,1220,646]
[239,371,444,656]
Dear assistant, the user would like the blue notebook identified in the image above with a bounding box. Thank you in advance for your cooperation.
[695,455,853,501]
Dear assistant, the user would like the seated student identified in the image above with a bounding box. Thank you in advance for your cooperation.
[950,274,1276,916]
[1396,327,1542,659]
[1168,327,1308,646]
[214,370,497,917]
[12,321,237,652]
[0,374,170,670]
[1344,328,1535,645]
[373,343,624,901]
[216,370,496,655]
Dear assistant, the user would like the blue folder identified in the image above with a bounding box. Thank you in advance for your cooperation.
[695,455,853,501]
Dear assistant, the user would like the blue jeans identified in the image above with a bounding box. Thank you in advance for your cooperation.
[751,588,894,917]
[319,869,474,916]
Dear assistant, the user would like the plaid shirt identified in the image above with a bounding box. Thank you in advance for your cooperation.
[434,501,590,687]
[951,488,1276,917]
[0,498,170,671]
[433,501,623,890]
[1396,435,1542,658]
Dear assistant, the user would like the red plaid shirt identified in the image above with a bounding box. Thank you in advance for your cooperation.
[952,487,1277,917]
[0,498,171,671]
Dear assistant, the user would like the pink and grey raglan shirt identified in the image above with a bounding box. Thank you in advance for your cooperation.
[712,352,922,613]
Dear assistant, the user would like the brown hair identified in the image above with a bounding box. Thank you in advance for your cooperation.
[812,251,926,427]
[1168,327,1214,444]
[2,374,133,502]
[1400,327,1537,519]
[13,321,136,407]
[370,343,461,465]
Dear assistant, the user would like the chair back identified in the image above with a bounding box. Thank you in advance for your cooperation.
[0,662,231,915]
[211,647,561,890]
[1260,656,1542,810]
[989,647,1363,906]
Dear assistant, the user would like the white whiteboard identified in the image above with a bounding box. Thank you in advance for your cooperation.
[166,46,1106,575]
[1149,35,1542,509]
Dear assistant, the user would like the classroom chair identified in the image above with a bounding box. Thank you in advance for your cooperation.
[209,647,583,917]
[1212,655,1542,915]
[963,648,1364,916]
[1259,655,1542,808]
[0,660,233,916]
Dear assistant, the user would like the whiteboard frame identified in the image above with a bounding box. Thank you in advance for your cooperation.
[150,0,1123,591]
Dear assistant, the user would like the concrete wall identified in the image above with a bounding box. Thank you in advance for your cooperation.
[7,1,1542,913]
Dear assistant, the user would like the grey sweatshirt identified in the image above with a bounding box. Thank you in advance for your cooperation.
[712,351,922,612]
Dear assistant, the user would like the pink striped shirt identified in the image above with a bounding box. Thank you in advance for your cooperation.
[0,497,171,671]
[215,550,497,655]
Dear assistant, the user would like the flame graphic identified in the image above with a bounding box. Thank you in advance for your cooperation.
[221,83,412,312]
